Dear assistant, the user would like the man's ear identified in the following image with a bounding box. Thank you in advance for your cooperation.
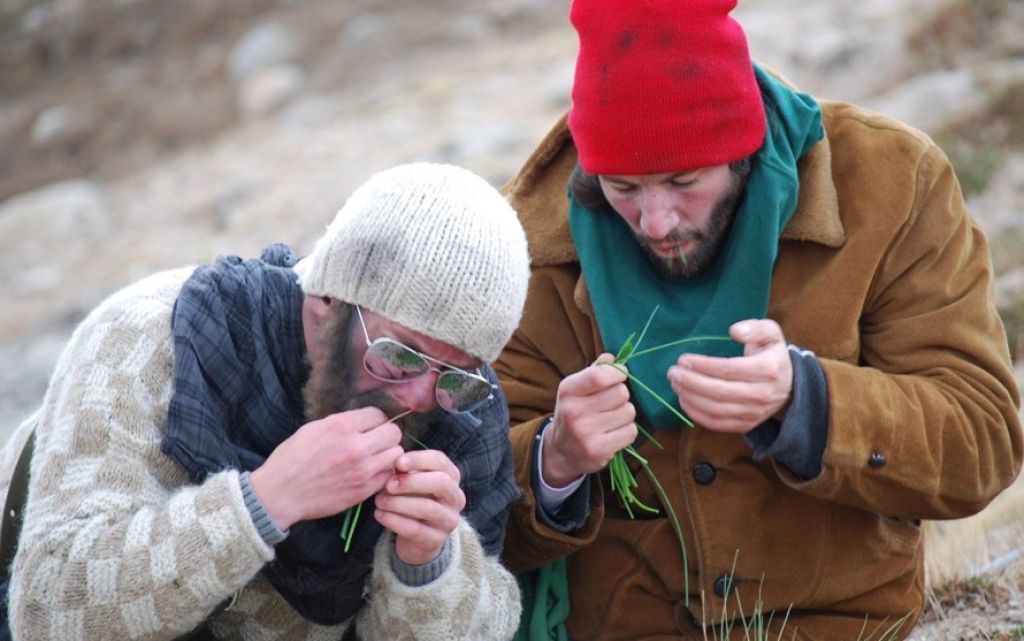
[307,295,333,317]
[303,295,335,334]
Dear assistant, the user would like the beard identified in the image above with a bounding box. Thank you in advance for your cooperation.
[635,169,746,280]
[301,303,433,442]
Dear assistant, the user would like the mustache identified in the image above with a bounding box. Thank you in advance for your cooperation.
[634,228,702,245]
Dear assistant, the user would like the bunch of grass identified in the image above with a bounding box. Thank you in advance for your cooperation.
[599,305,732,604]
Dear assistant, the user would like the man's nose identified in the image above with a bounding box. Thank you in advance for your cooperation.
[391,372,438,413]
[639,190,679,240]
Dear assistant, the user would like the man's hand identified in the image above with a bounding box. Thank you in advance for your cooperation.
[250,407,404,530]
[374,450,466,566]
[668,320,793,434]
[542,353,637,487]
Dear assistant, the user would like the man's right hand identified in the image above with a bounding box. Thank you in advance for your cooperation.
[542,353,637,487]
[250,407,404,530]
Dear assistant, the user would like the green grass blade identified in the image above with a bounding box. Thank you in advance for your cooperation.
[628,305,661,360]
[633,422,664,450]
[404,431,428,450]
[339,501,363,553]
[623,370,694,426]
[638,460,689,604]
[615,332,637,363]
[628,335,734,360]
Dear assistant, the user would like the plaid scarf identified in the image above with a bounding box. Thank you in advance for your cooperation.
[164,244,518,625]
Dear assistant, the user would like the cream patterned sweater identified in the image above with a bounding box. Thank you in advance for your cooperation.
[0,268,521,641]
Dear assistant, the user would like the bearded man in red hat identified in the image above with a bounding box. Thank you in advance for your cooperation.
[494,0,1023,639]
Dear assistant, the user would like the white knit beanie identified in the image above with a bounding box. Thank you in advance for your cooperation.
[298,162,531,362]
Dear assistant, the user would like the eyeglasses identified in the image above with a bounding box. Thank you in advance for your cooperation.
[354,305,496,414]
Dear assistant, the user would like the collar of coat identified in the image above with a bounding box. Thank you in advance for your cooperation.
[502,69,845,270]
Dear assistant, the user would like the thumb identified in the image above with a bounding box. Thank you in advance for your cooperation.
[730,320,784,354]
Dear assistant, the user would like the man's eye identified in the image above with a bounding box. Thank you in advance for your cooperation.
[672,180,696,188]
[610,183,636,193]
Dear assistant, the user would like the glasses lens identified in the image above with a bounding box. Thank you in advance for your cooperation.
[435,371,493,413]
[364,340,430,382]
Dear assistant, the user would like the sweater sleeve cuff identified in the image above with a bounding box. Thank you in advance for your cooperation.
[389,533,454,587]
[239,470,289,546]
[744,345,829,480]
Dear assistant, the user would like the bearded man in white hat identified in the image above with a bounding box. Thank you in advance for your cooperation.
[0,163,530,641]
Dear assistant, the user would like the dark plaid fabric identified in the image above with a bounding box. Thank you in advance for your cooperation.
[164,244,519,625]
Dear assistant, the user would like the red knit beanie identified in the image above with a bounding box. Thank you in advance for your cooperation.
[568,0,766,175]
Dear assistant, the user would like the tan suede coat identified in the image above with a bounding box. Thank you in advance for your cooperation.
[494,104,1023,640]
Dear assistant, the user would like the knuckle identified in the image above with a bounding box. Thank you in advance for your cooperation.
[624,402,637,423]
[624,422,638,440]
[560,404,585,426]
[614,383,631,405]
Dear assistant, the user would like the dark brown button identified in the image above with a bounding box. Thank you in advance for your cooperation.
[692,461,717,485]
[868,452,887,469]
[713,574,732,598]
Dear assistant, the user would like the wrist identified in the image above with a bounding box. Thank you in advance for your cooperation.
[250,466,300,530]
[541,424,580,488]
[239,471,289,546]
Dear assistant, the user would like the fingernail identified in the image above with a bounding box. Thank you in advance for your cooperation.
[735,323,750,337]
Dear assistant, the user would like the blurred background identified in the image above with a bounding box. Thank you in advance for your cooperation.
[1,0,1023,628]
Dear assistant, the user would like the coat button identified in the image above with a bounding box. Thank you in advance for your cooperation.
[692,461,717,485]
[713,574,732,598]
[868,452,887,469]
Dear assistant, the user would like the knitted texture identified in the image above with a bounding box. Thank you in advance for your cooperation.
[298,163,530,362]
[567,0,766,174]
[0,267,520,641]
[358,524,522,641]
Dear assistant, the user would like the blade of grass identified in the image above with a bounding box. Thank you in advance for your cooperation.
[340,409,425,553]
[629,335,735,360]
[629,305,661,358]
[638,457,690,605]
[339,501,362,552]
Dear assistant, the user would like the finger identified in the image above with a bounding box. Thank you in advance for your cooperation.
[394,450,460,481]
[670,363,760,402]
[674,352,781,384]
[324,406,390,432]
[375,493,461,529]
[374,509,451,549]
[730,319,784,350]
[364,445,405,475]
[555,395,636,442]
[674,354,749,383]
[579,381,632,413]
[354,421,403,455]
[385,471,466,509]
[596,420,639,455]
[560,361,628,397]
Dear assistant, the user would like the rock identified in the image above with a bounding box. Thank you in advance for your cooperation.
[996,267,1024,311]
[228,21,301,84]
[30,104,90,147]
[864,69,986,133]
[335,13,388,49]
[237,63,306,118]
[970,153,1024,235]
[0,180,112,289]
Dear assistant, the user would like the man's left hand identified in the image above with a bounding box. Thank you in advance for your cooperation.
[374,449,466,566]
[667,319,793,434]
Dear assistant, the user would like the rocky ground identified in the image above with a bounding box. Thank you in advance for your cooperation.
[2,0,1023,637]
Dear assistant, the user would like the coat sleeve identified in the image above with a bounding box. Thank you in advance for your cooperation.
[785,142,1023,519]
[356,519,521,641]
[493,267,606,574]
[8,282,280,641]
